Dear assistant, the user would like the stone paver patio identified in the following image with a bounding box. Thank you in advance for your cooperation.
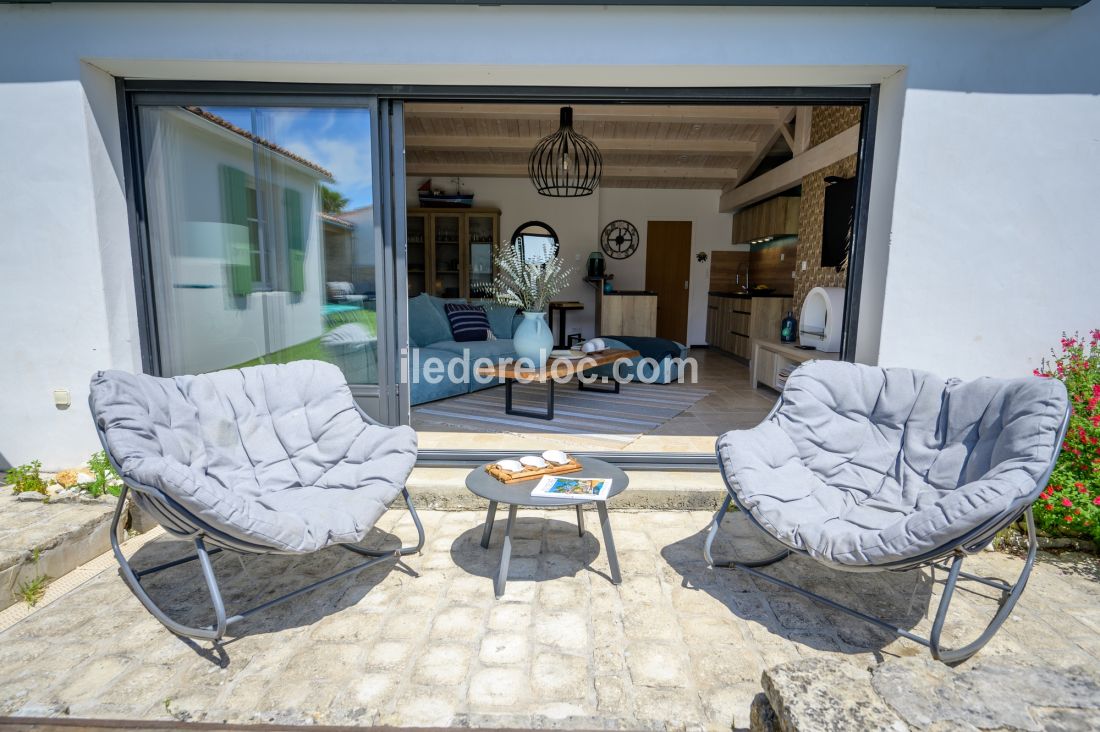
[0,506,1097,730]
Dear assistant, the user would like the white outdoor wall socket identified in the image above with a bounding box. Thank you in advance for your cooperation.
[801,260,808,271]
[53,389,71,409]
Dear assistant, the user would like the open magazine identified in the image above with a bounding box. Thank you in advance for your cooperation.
[531,475,613,501]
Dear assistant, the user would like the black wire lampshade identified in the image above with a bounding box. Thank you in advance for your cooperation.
[528,107,602,197]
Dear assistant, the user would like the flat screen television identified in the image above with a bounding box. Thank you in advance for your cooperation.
[821,175,857,271]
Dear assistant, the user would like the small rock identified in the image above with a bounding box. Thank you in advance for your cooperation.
[15,492,47,502]
[76,473,94,485]
[749,692,779,732]
[760,657,908,732]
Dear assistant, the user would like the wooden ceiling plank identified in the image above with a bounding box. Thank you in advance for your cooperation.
[405,103,784,125]
[406,161,737,181]
[405,134,757,154]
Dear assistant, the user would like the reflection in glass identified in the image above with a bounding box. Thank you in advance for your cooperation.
[139,105,378,384]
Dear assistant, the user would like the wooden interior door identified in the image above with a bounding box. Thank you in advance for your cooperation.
[645,221,692,343]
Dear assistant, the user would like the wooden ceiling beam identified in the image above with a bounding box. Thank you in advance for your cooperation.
[406,162,737,181]
[793,107,813,155]
[719,123,860,212]
[723,106,794,191]
[405,103,785,125]
[405,134,757,155]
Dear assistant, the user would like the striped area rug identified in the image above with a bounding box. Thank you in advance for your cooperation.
[413,380,711,443]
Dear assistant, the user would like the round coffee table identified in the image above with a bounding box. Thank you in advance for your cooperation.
[466,457,628,597]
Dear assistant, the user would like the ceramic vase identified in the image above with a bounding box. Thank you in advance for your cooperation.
[514,311,553,365]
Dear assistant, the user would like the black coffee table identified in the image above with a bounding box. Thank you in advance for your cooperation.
[465,457,628,597]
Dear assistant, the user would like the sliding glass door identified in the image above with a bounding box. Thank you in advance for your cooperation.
[132,96,405,422]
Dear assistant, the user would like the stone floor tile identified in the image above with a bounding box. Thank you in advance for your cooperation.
[412,643,473,686]
[625,643,692,688]
[534,610,590,653]
[430,605,485,638]
[467,667,531,708]
[363,639,416,670]
[531,652,591,701]
[382,686,457,727]
[479,631,529,665]
[487,601,532,631]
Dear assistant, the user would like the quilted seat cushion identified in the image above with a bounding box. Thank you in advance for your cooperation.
[717,361,1066,569]
[89,361,417,554]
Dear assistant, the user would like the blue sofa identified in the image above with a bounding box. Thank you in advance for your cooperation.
[408,294,521,405]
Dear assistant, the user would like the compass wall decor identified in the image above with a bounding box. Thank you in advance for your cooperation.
[600,220,639,260]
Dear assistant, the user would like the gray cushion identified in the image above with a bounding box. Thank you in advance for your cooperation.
[717,361,1067,569]
[89,361,417,554]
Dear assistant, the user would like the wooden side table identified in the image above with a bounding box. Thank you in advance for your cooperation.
[549,301,584,348]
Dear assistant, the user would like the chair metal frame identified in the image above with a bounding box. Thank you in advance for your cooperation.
[93,401,425,643]
[705,398,1071,665]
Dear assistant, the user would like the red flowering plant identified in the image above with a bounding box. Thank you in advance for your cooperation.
[1032,330,1100,542]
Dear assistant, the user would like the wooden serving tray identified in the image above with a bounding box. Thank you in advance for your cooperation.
[485,458,583,484]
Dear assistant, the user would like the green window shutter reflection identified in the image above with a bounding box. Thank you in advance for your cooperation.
[219,164,253,297]
[285,187,305,294]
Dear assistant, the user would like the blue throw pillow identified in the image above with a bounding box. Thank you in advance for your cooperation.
[444,303,492,342]
[408,293,453,346]
[482,302,519,339]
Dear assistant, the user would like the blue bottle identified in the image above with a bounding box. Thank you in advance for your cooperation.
[780,310,797,343]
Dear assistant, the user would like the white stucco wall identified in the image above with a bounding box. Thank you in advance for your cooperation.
[1,2,1098,466]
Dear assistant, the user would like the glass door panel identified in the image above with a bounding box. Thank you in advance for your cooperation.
[407,213,428,297]
[467,213,495,299]
[137,103,383,401]
[431,214,462,298]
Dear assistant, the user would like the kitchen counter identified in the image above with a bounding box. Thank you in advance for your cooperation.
[709,291,793,299]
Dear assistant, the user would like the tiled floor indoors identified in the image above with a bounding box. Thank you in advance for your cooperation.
[1,505,1097,730]
[414,348,775,454]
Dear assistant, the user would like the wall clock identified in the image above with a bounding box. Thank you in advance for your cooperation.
[600,220,640,260]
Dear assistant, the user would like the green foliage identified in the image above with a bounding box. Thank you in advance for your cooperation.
[16,548,49,607]
[86,451,121,498]
[491,242,574,313]
[320,184,349,214]
[1032,330,1100,543]
[5,460,47,495]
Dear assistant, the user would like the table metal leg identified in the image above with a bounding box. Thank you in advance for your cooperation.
[480,500,498,549]
[495,504,519,598]
[575,504,585,537]
[578,377,621,394]
[596,502,622,585]
[505,378,555,420]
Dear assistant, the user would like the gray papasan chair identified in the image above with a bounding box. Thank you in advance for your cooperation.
[89,360,424,642]
[706,360,1069,664]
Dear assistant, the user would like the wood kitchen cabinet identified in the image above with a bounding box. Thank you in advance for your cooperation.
[707,295,794,362]
[731,196,800,245]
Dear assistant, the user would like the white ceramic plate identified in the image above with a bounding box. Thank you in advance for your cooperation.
[495,459,524,472]
[520,455,548,469]
[542,449,569,465]
[550,349,585,359]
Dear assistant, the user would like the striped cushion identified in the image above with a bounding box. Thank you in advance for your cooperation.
[444,303,491,342]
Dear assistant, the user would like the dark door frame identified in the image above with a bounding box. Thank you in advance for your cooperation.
[118,81,879,470]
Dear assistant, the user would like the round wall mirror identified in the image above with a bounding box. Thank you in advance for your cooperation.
[510,221,559,264]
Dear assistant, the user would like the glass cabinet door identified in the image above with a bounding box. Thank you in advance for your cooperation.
[431,213,462,298]
[407,213,427,297]
[466,213,496,299]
